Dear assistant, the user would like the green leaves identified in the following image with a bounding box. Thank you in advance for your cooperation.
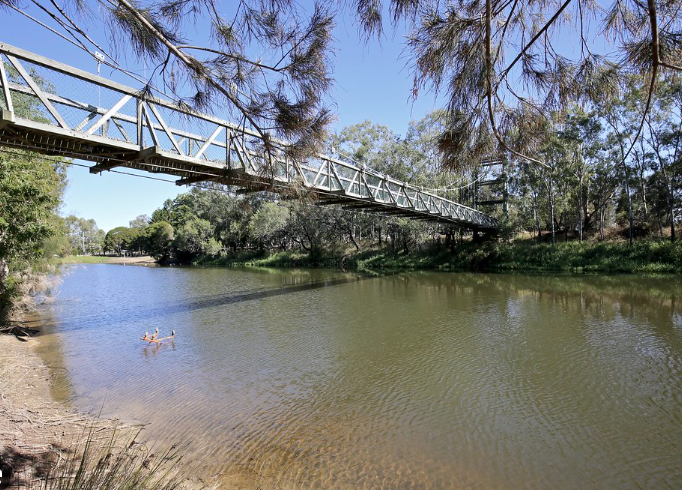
[0,152,65,265]
[0,150,65,316]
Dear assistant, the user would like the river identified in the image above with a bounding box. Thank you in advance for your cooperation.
[34,264,682,489]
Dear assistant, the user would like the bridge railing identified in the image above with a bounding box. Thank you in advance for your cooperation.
[0,42,497,229]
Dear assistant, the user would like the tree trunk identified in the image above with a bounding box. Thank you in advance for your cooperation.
[659,165,676,242]
[0,257,8,307]
[625,176,634,247]
[532,192,541,240]
[599,207,605,241]
[577,178,583,242]
[550,193,556,245]
[349,228,360,251]
[668,189,676,242]
[637,141,649,222]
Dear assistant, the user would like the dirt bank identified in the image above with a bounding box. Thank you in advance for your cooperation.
[0,331,205,489]
[107,256,158,265]
[0,335,114,486]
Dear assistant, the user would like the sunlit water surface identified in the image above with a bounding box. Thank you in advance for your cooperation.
[35,264,682,489]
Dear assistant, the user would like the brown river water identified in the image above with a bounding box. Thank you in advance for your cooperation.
[34,265,682,489]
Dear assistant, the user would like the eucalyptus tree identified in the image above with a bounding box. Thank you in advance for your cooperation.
[64,215,105,254]
[285,199,332,259]
[129,214,150,229]
[555,109,602,241]
[329,121,397,247]
[512,161,545,239]
[247,201,290,250]
[643,75,682,241]
[589,155,619,241]
[539,133,568,244]
[145,221,174,260]
[174,217,221,259]
[597,87,640,245]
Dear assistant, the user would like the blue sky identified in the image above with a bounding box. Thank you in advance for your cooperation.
[0,5,444,231]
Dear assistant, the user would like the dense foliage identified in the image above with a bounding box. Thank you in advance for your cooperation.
[0,152,66,317]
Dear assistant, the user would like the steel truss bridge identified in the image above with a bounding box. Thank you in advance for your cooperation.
[0,43,497,230]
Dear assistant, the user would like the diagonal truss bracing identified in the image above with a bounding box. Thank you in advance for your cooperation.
[0,42,497,230]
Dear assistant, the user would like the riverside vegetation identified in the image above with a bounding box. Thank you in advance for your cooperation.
[60,75,681,275]
[1,55,681,490]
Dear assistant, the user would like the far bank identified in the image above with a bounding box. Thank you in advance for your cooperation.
[190,239,682,275]
[60,239,682,275]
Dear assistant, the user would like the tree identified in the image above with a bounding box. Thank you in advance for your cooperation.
[0,62,67,316]
[644,76,682,241]
[173,218,220,259]
[247,202,290,250]
[361,0,681,169]
[0,151,65,315]
[64,215,105,255]
[129,214,150,229]
[104,226,138,255]
[145,221,174,261]
[1,0,335,164]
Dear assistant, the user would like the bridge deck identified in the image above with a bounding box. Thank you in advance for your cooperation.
[0,43,497,230]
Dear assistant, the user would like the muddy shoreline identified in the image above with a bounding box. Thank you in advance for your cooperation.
[0,329,206,489]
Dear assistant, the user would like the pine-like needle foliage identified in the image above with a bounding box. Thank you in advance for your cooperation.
[0,0,336,163]
[351,0,682,170]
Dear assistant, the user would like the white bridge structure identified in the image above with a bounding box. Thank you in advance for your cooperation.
[0,43,497,230]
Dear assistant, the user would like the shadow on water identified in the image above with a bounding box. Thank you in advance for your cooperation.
[49,274,370,333]
[42,267,682,337]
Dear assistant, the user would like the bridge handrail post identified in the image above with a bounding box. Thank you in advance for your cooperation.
[0,56,13,113]
[136,98,143,149]
[225,126,231,170]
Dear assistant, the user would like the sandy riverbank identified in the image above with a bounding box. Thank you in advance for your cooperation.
[0,330,205,489]
[107,256,158,265]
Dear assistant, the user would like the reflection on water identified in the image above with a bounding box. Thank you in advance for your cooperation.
[36,265,682,489]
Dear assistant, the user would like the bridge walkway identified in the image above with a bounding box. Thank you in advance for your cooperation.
[0,43,497,230]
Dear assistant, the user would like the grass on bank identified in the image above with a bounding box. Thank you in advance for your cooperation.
[194,239,682,274]
[436,239,682,273]
[54,255,116,265]
[2,429,185,490]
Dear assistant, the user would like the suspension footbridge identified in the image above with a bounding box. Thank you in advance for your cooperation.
[0,43,497,230]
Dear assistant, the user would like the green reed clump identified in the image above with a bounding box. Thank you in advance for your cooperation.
[34,429,184,490]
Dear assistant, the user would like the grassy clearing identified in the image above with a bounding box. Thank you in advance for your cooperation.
[458,240,682,273]
[54,255,116,265]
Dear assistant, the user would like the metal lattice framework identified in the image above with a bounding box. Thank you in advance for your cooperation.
[0,43,497,230]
